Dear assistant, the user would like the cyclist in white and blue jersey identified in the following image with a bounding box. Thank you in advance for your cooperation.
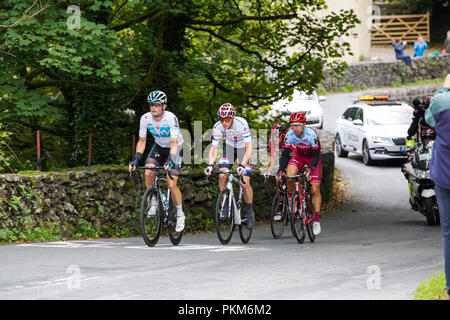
[129,90,185,232]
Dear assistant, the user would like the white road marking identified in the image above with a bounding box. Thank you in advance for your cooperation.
[17,241,270,252]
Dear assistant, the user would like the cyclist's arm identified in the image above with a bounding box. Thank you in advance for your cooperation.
[278,147,291,173]
[241,141,252,166]
[136,137,146,154]
[310,148,320,170]
[208,144,218,166]
[169,137,178,157]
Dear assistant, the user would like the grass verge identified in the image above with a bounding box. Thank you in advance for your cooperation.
[414,271,448,300]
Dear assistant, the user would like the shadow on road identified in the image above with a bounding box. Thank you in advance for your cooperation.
[340,155,406,168]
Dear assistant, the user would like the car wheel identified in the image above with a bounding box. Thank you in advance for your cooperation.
[335,134,348,158]
[362,139,374,166]
[318,117,323,129]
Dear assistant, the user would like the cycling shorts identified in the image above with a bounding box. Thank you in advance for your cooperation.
[288,154,321,183]
[146,143,183,176]
[218,145,251,177]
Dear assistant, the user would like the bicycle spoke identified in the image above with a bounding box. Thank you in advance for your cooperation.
[290,193,305,244]
[215,189,234,244]
[140,189,162,247]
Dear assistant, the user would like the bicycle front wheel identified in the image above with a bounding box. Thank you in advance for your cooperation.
[305,196,316,243]
[270,191,287,239]
[290,192,305,244]
[167,194,183,246]
[140,188,162,247]
[215,189,235,245]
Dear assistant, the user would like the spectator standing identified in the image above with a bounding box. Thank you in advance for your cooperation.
[414,35,428,57]
[392,39,417,69]
[443,31,450,54]
[425,74,450,300]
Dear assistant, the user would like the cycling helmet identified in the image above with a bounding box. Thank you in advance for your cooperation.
[424,97,431,108]
[271,123,287,137]
[289,112,306,123]
[147,90,167,104]
[217,103,236,118]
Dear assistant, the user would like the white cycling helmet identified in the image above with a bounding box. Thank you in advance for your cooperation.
[147,90,167,104]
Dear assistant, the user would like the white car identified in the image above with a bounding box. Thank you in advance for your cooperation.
[335,97,414,165]
[266,90,326,129]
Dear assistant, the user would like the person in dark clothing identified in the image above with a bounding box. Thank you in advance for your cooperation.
[407,98,426,140]
[392,39,417,69]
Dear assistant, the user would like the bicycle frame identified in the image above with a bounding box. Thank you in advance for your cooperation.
[291,174,314,225]
[138,166,174,226]
[220,171,243,225]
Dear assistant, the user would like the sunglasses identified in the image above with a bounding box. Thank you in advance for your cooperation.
[291,123,305,127]
[219,117,233,123]
[150,103,163,108]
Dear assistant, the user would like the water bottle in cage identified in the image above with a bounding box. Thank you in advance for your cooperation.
[161,193,169,211]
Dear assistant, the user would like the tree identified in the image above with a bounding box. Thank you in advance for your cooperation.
[0,0,360,169]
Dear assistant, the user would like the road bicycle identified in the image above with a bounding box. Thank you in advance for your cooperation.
[210,170,252,245]
[268,176,289,239]
[132,166,183,247]
[268,168,316,243]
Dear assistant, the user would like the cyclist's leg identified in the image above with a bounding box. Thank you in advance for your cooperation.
[167,147,183,206]
[286,164,299,194]
[145,144,163,189]
[218,144,233,191]
[237,148,255,228]
[166,147,185,232]
[307,157,322,221]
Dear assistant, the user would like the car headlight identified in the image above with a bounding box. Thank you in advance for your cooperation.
[372,136,390,143]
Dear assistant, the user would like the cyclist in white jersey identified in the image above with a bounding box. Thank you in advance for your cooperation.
[129,90,185,232]
[204,103,255,229]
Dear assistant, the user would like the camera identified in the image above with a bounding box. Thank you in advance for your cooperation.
[412,97,430,111]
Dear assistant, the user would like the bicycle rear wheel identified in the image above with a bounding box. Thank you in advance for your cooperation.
[305,196,316,243]
[140,188,162,247]
[167,194,183,246]
[239,209,253,244]
[290,192,305,244]
[270,192,288,239]
[215,189,235,245]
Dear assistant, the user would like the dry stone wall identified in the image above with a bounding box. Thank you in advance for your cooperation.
[320,55,450,92]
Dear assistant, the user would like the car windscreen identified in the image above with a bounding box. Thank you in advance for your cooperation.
[365,107,413,125]
[299,91,317,101]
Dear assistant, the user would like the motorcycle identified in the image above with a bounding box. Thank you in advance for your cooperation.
[401,125,439,225]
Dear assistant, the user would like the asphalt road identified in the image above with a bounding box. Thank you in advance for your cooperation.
[0,91,444,300]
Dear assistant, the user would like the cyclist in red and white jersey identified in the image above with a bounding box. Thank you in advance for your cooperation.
[278,112,322,235]
[204,103,255,229]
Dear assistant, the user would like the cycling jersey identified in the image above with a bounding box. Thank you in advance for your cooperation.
[212,117,251,148]
[279,127,321,173]
[139,111,183,148]
[284,127,319,158]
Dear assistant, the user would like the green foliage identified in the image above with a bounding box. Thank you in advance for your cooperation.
[184,207,215,234]
[0,123,13,173]
[414,271,448,300]
[73,218,99,238]
[1,0,359,171]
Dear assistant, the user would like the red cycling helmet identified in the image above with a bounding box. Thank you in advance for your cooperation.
[271,123,287,136]
[217,103,236,118]
[289,112,306,123]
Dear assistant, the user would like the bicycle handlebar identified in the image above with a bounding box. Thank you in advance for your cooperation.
[131,166,174,180]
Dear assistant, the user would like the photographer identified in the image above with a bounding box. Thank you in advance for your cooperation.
[407,97,430,140]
